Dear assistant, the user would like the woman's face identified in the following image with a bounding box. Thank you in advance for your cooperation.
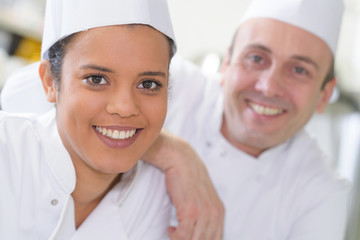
[47,25,170,176]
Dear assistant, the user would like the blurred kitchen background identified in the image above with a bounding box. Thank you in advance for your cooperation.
[0,0,359,238]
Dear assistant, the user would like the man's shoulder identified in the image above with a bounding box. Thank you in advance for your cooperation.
[284,130,350,192]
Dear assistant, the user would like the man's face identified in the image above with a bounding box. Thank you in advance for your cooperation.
[220,18,336,157]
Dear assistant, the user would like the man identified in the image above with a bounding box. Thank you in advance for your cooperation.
[0,0,351,239]
[164,0,350,239]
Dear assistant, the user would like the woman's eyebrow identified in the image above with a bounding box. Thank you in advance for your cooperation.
[138,71,166,78]
[80,65,166,77]
[80,64,114,73]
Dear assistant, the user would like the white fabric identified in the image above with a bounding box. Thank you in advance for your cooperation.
[0,110,171,240]
[0,61,53,113]
[165,55,351,240]
[0,55,352,239]
[41,0,176,60]
[241,0,344,54]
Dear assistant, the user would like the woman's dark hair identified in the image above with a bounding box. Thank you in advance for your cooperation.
[47,25,175,90]
[48,33,77,89]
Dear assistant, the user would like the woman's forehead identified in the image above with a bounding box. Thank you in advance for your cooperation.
[62,26,170,74]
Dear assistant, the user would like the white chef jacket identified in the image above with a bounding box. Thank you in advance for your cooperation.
[0,55,353,239]
[165,56,351,240]
[0,110,171,240]
[0,61,54,114]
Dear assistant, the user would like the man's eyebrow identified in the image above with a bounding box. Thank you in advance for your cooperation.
[245,44,319,69]
[138,71,166,78]
[80,64,114,73]
[245,44,272,53]
[292,55,319,69]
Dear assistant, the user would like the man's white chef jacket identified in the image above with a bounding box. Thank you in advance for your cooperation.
[0,110,171,240]
[165,56,351,240]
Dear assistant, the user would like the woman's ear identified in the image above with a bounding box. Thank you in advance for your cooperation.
[39,60,57,103]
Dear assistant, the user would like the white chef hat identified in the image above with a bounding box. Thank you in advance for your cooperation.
[41,0,176,60]
[240,0,344,54]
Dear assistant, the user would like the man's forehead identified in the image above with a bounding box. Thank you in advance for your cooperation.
[238,0,344,55]
[234,18,332,58]
[229,18,334,74]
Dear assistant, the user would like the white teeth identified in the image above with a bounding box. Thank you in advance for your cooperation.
[119,131,125,139]
[113,130,119,138]
[249,102,283,116]
[106,129,112,137]
[96,126,137,140]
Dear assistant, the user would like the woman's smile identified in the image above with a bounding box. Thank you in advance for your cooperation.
[95,126,137,140]
[93,125,143,149]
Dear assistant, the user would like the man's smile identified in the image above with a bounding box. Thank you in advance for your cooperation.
[248,100,285,116]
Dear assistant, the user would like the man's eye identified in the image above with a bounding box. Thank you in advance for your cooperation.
[249,55,263,63]
[293,67,308,75]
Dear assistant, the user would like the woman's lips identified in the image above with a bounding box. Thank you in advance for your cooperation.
[95,126,137,140]
[93,125,143,149]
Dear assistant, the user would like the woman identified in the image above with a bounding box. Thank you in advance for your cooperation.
[0,0,176,239]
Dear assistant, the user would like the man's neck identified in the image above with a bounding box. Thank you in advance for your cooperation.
[220,120,264,158]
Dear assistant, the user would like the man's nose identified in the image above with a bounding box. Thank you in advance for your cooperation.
[254,65,285,97]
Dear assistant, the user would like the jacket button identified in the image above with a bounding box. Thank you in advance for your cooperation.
[51,199,58,206]
[220,150,227,157]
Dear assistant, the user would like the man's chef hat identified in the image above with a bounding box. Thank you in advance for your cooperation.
[41,0,176,60]
[240,0,344,54]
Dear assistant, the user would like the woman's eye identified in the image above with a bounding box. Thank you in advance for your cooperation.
[138,80,160,90]
[82,75,108,86]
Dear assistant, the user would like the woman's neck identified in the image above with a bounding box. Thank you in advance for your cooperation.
[71,158,122,228]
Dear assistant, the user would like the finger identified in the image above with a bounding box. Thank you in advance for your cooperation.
[204,205,224,240]
[168,220,195,240]
[214,226,224,240]
[209,198,225,240]
[198,186,224,240]
[190,194,216,240]
[190,216,208,240]
[168,226,176,239]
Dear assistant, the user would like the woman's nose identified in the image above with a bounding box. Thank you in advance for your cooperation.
[106,87,140,118]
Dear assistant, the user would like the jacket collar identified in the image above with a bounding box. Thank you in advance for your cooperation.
[34,109,139,202]
[35,109,76,194]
